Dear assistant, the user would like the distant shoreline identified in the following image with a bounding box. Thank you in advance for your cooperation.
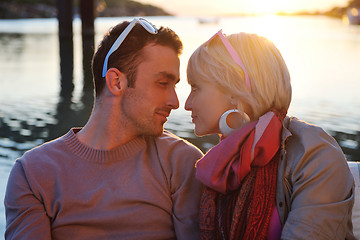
[0,0,353,20]
[0,1,172,19]
[220,7,349,20]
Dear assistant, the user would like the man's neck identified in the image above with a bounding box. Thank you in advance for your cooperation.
[76,102,138,150]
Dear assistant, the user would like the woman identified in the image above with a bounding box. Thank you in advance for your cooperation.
[185,30,355,240]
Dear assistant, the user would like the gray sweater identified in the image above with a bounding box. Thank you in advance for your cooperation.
[5,128,204,240]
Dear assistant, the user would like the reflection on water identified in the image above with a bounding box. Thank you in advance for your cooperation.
[0,16,360,163]
[0,33,25,56]
[0,90,94,159]
[0,16,359,162]
[0,18,359,152]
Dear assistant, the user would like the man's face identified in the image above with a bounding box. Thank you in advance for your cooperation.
[121,44,180,136]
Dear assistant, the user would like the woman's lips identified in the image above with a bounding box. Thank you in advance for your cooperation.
[191,116,197,123]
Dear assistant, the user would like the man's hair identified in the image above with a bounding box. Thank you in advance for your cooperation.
[92,21,183,96]
[187,32,292,119]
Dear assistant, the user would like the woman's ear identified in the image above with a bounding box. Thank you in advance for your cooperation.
[105,68,128,96]
[228,95,252,118]
[229,96,237,106]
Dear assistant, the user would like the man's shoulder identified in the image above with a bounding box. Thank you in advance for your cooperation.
[156,130,203,154]
[145,130,204,163]
[147,131,203,188]
[18,132,69,165]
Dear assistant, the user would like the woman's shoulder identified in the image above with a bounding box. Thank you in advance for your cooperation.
[283,116,340,149]
[285,116,327,136]
[282,116,346,169]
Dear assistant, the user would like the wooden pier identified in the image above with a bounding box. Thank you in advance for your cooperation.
[56,0,95,95]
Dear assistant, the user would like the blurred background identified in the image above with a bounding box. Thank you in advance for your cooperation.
[1,0,360,237]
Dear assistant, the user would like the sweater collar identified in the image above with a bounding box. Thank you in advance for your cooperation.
[63,128,146,163]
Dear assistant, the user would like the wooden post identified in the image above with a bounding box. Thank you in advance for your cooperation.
[56,0,74,97]
[80,0,95,91]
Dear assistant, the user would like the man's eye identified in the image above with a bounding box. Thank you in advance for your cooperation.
[159,82,169,86]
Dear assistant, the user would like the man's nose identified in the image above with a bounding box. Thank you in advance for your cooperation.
[168,88,179,109]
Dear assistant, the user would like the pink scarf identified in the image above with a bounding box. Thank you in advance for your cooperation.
[196,111,284,240]
[196,111,283,194]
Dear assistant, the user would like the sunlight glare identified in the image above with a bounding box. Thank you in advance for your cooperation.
[254,15,287,43]
[250,0,289,14]
[228,0,293,15]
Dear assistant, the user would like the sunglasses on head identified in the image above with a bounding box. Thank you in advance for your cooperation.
[206,30,251,90]
[102,17,158,77]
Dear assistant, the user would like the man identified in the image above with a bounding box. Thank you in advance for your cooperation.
[5,18,203,239]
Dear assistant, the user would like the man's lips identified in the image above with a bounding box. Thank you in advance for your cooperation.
[156,111,171,121]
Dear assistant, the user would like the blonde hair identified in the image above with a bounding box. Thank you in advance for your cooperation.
[187,32,292,120]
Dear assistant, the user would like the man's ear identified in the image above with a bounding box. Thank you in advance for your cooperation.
[105,68,128,96]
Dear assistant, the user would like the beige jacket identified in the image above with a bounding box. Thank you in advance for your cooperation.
[276,117,355,240]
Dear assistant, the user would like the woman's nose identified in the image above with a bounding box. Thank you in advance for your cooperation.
[184,94,192,111]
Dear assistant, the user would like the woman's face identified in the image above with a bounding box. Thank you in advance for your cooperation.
[185,78,232,136]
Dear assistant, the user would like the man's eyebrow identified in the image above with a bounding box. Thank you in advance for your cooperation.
[156,72,180,84]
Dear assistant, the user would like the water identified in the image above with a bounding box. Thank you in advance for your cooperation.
[1,15,360,237]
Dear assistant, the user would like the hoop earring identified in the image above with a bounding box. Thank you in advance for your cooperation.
[219,109,250,137]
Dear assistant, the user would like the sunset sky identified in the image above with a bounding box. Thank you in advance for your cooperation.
[136,0,349,16]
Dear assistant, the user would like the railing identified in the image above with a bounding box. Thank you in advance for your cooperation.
[348,161,360,238]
